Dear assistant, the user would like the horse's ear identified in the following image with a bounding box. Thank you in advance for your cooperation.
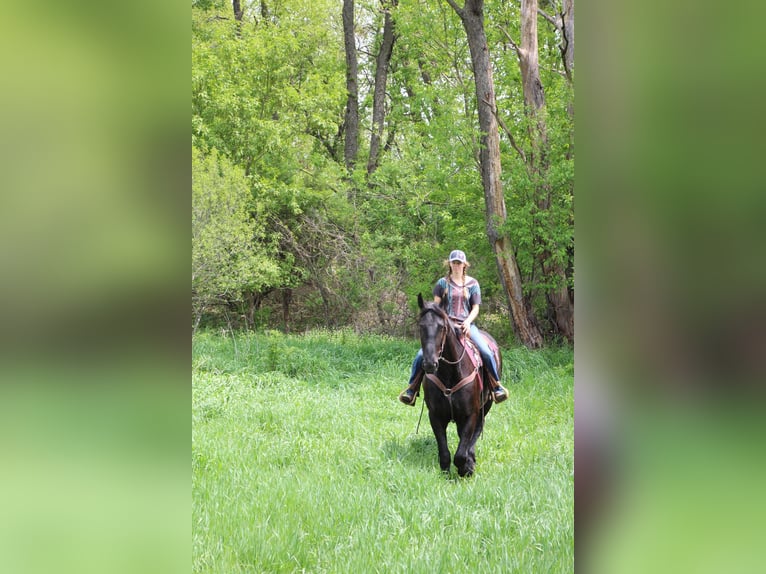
[417,292,424,309]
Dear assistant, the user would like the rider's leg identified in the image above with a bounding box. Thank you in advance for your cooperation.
[468,325,508,403]
[399,350,424,405]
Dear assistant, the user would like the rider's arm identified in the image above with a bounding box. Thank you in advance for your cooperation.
[461,304,480,336]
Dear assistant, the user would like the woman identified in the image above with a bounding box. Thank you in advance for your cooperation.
[399,249,508,405]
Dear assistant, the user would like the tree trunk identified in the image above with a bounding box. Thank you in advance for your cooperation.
[561,0,575,159]
[561,0,574,83]
[544,260,574,338]
[282,288,292,332]
[519,0,547,159]
[367,0,398,176]
[517,0,574,342]
[447,0,543,349]
[232,0,243,21]
[243,290,264,330]
[342,0,360,171]
[245,290,255,329]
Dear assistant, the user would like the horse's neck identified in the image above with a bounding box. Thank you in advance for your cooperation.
[441,328,464,367]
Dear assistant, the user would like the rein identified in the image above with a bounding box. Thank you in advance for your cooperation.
[438,337,467,365]
[427,309,468,366]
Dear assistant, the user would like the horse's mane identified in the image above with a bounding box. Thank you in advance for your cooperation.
[415,301,444,331]
[419,301,463,341]
[419,301,449,321]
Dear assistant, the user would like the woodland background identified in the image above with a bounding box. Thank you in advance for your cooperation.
[192,0,574,346]
[0,2,763,574]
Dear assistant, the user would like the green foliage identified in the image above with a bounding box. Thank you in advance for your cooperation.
[191,0,574,340]
[192,1,345,177]
[193,330,573,572]
[191,0,225,10]
[192,147,279,322]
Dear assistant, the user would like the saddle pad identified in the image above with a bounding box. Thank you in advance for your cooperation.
[464,338,483,371]
[477,329,501,381]
[484,334,500,372]
[462,338,486,394]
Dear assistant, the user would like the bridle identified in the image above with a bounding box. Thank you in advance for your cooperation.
[420,307,478,417]
[422,308,467,366]
[416,305,486,433]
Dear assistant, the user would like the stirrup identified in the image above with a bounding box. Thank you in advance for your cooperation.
[399,388,417,406]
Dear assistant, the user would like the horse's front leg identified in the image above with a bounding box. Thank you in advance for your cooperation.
[464,405,488,475]
[428,409,451,472]
[454,414,478,477]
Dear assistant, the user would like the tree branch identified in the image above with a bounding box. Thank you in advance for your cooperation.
[442,0,464,17]
[484,97,527,163]
[537,7,559,28]
[307,127,339,162]
[496,25,520,56]
[513,0,561,29]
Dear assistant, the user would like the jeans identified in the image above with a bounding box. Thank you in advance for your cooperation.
[407,324,500,385]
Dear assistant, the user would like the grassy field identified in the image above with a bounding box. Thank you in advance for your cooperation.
[192,329,573,573]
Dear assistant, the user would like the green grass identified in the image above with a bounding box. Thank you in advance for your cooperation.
[193,329,573,573]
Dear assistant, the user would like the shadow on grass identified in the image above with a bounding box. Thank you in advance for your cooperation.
[381,435,478,481]
[381,435,440,470]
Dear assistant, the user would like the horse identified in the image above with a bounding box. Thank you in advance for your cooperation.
[416,293,501,476]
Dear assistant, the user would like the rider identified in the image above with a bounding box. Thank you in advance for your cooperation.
[399,249,509,406]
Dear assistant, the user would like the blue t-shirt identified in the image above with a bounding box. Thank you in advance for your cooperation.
[433,276,481,321]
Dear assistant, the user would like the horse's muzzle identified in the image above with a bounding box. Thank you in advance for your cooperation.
[423,360,438,373]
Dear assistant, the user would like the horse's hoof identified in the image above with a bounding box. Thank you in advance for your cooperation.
[399,389,417,406]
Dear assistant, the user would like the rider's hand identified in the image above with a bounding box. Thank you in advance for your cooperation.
[461,321,471,336]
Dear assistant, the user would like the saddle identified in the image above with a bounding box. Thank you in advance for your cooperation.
[459,328,501,391]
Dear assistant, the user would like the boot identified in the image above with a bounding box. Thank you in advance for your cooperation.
[488,373,508,403]
[399,371,423,406]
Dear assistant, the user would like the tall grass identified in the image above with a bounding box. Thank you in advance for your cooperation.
[193,329,573,573]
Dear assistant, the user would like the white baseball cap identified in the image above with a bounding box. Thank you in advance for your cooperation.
[448,249,467,263]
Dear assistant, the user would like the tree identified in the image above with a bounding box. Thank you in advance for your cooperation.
[232,0,243,21]
[192,147,279,330]
[444,0,543,349]
[343,0,360,171]
[367,0,398,175]
[191,0,573,342]
[561,0,574,83]
[538,0,575,84]
[500,0,574,341]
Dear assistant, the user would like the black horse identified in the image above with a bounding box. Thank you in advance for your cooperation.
[417,293,500,476]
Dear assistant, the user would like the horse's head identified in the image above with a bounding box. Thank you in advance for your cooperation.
[417,293,451,373]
